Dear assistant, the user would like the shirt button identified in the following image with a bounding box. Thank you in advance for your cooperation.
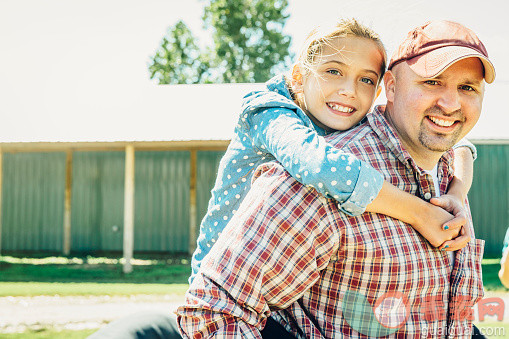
[424,192,432,200]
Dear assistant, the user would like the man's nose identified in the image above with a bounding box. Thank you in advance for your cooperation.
[436,87,461,114]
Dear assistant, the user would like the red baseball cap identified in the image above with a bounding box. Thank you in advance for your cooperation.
[388,20,495,83]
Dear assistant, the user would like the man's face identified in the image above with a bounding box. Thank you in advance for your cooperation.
[384,57,485,165]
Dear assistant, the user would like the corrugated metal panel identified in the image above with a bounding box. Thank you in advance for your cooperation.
[2,152,66,251]
[469,144,509,257]
[134,151,190,252]
[71,151,125,252]
[2,145,506,256]
[196,151,225,230]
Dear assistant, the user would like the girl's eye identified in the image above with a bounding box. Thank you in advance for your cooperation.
[361,77,374,85]
[327,69,341,76]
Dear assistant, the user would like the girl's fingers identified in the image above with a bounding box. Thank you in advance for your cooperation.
[442,214,467,230]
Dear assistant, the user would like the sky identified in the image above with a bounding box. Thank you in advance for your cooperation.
[0,0,507,142]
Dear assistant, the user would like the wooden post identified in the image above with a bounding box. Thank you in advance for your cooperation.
[63,150,73,256]
[123,145,135,274]
[0,148,3,256]
[189,150,197,255]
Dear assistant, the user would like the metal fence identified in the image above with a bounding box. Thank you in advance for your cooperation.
[1,144,507,257]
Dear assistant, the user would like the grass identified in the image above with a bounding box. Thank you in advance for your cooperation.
[0,328,96,338]
[0,254,507,338]
[1,254,507,296]
[473,322,509,338]
[479,258,507,292]
[0,254,191,283]
[0,282,189,297]
[0,253,191,296]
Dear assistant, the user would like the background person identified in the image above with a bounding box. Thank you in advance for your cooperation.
[498,227,509,288]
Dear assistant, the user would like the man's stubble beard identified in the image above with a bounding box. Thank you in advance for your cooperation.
[418,107,464,152]
[418,125,463,152]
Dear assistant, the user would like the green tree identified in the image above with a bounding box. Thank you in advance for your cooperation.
[148,20,212,84]
[148,0,292,84]
[202,0,292,83]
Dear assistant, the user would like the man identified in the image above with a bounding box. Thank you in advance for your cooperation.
[177,20,495,338]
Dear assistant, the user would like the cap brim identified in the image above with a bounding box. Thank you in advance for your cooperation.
[406,45,496,84]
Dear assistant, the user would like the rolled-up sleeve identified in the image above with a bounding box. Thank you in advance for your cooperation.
[244,107,384,216]
[453,137,477,160]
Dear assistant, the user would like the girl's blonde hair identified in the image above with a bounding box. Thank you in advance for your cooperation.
[293,18,387,84]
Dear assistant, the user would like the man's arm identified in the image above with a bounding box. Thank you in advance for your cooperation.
[177,163,339,338]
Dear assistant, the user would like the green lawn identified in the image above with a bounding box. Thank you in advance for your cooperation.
[0,281,189,297]
[1,254,507,296]
[473,322,509,338]
[478,258,507,292]
[1,254,508,338]
[0,254,191,296]
[0,328,96,339]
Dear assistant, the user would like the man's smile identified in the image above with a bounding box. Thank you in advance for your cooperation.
[425,115,461,132]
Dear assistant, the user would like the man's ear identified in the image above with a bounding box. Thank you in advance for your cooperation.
[291,64,304,94]
[384,71,396,103]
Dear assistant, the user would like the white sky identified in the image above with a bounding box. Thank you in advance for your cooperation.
[0,0,507,142]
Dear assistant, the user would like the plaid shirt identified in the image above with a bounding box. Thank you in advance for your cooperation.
[177,106,485,338]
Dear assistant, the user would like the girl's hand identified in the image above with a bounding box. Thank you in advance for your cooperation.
[413,203,461,248]
[438,226,472,251]
[430,195,471,251]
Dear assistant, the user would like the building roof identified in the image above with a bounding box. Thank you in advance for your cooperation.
[0,81,507,145]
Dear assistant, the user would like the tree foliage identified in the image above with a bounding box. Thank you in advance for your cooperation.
[148,20,211,84]
[148,0,292,84]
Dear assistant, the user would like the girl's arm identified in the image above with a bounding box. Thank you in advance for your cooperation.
[365,182,462,248]
[245,107,463,248]
[364,145,475,250]
[246,106,383,217]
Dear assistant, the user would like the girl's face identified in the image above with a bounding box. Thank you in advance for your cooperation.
[295,36,384,131]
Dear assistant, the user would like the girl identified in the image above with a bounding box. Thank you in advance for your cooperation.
[190,18,474,283]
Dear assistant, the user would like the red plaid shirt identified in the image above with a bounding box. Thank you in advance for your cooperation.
[177,106,484,338]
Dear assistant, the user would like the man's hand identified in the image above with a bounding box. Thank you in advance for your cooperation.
[430,195,471,251]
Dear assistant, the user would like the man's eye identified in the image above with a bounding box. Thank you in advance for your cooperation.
[460,85,475,91]
[361,78,374,85]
